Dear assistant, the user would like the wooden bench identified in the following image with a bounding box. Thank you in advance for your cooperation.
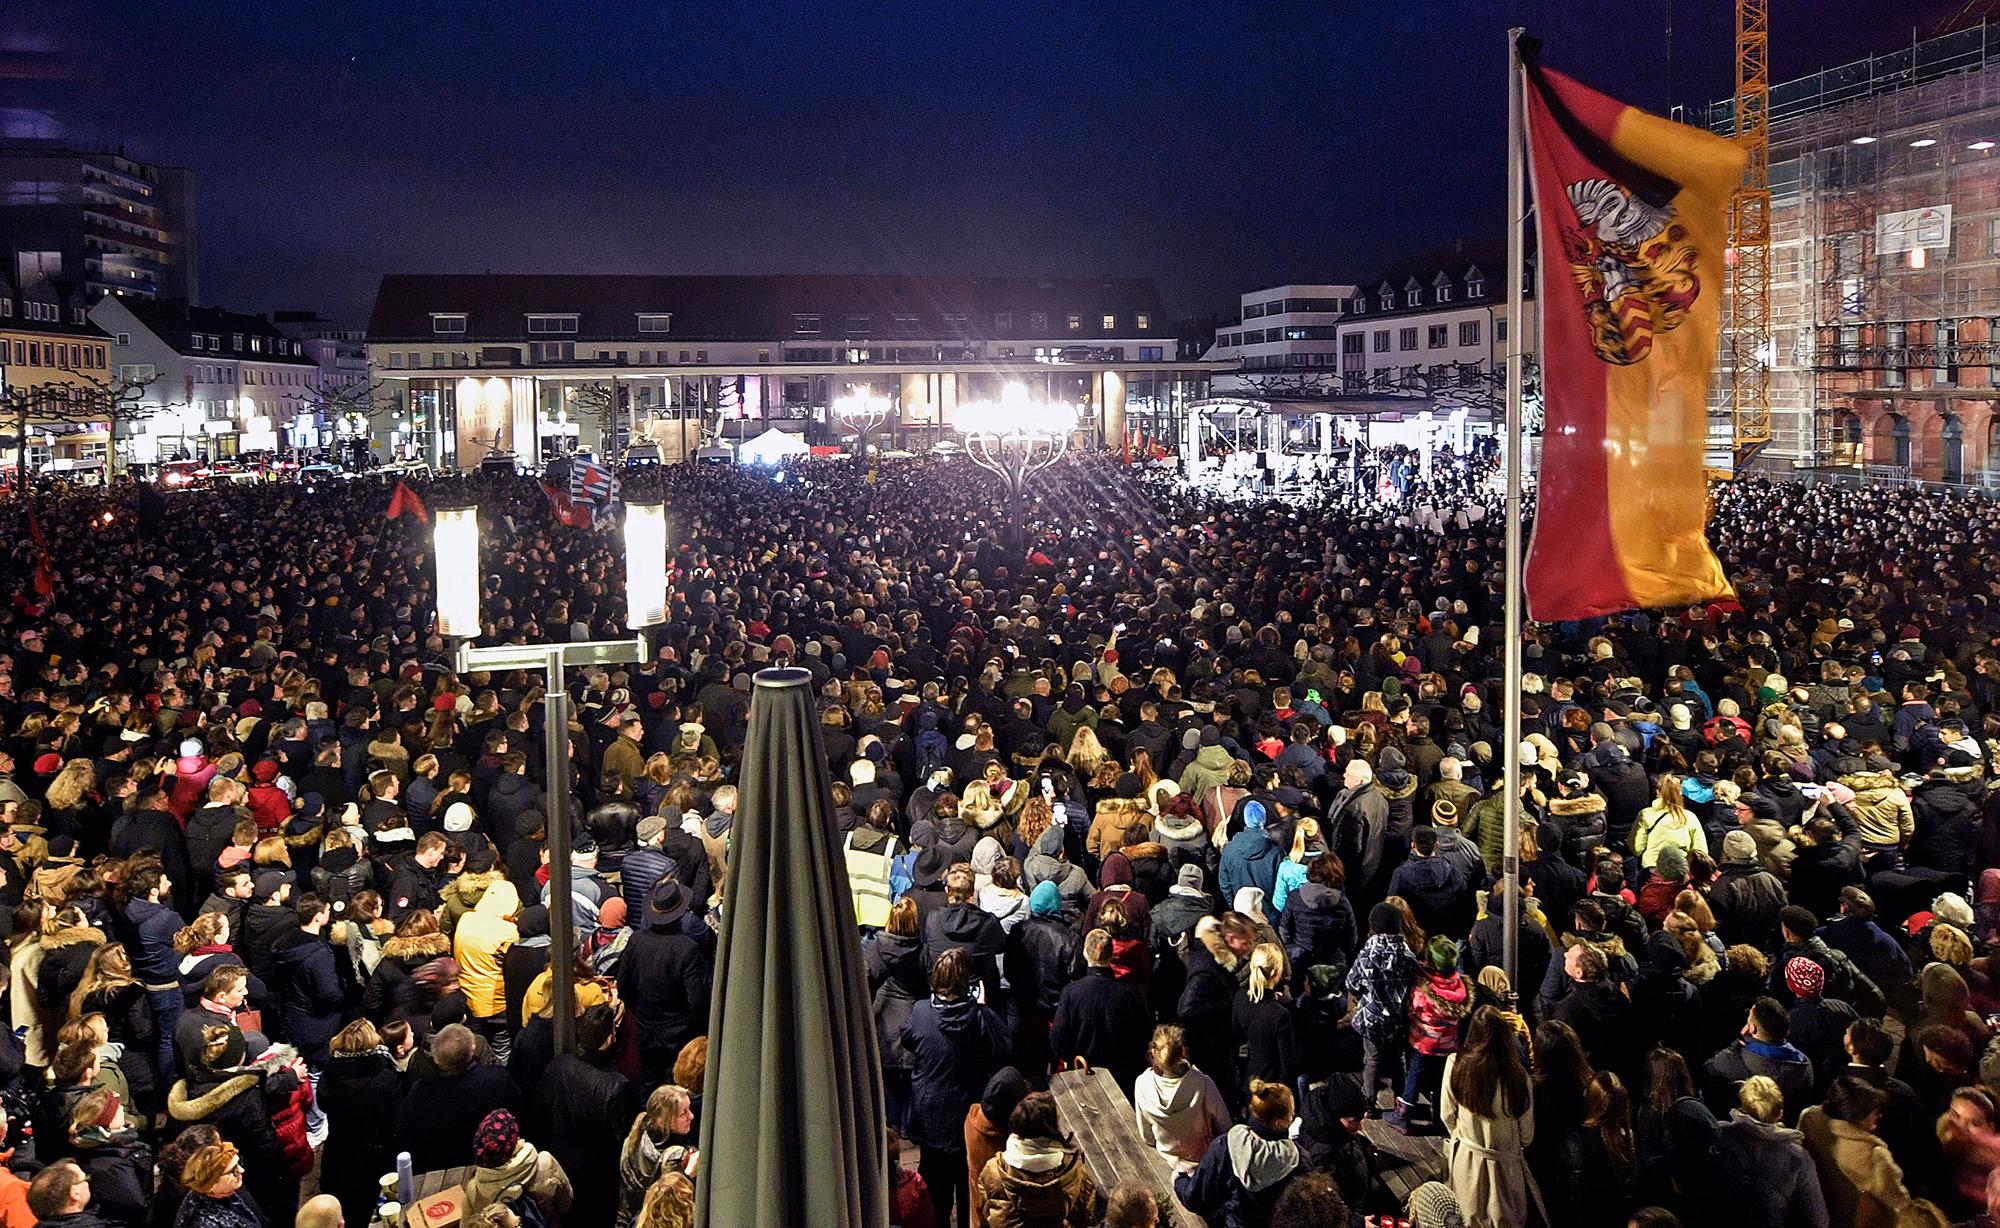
[1360,1119,1447,1205]
[1050,1067,1207,1228]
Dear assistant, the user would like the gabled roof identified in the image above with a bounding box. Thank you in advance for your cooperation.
[119,299,314,363]
[1346,238,1528,319]
[365,273,1172,342]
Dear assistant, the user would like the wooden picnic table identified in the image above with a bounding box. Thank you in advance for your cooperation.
[1050,1067,1207,1228]
[368,1166,472,1228]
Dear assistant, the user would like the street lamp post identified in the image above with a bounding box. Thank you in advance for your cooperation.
[956,382,1077,555]
[433,499,668,1054]
[833,385,890,479]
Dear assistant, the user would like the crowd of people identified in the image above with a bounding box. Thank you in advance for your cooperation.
[0,451,1996,1228]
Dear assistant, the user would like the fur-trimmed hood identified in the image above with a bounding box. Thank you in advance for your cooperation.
[1547,793,1607,818]
[381,931,450,961]
[41,924,106,951]
[168,1072,261,1121]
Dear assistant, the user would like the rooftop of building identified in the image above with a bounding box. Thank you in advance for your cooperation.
[112,298,315,362]
[366,272,1173,342]
[1678,20,2000,134]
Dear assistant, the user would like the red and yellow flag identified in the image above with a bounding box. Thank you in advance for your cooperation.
[1522,44,1742,621]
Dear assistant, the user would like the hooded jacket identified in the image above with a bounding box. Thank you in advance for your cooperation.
[1219,818,1281,906]
[1345,933,1418,1043]
[1708,860,1788,950]
[1278,881,1355,972]
[1544,791,1609,870]
[267,928,344,1057]
[436,867,504,937]
[1175,1120,1304,1228]
[976,1135,1097,1228]
[1908,777,1982,878]
[900,993,1008,1151]
[1838,769,1914,848]
[1022,825,1092,921]
[1134,1063,1232,1169]
[1178,744,1238,807]
[464,1137,574,1223]
[455,879,521,1020]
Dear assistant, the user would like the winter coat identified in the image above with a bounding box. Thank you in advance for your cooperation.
[78,982,159,1107]
[465,1137,575,1223]
[397,1063,521,1173]
[1630,805,1709,871]
[1799,1107,1911,1228]
[1232,990,1299,1092]
[170,1194,261,1228]
[1133,1064,1232,1170]
[1543,793,1609,870]
[362,930,454,1034]
[1346,933,1418,1043]
[484,772,542,854]
[1329,782,1390,892]
[167,1067,291,1218]
[1278,882,1356,972]
[1175,1120,1304,1228]
[976,1137,1097,1228]
[1178,745,1238,807]
[1085,799,1153,864]
[1838,770,1914,848]
[616,1129,690,1228]
[901,993,1009,1152]
[1050,968,1151,1090]
[1816,916,1911,997]
[618,845,674,921]
[70,1130,151,1228]
[1709,862,1788,950]
[316,1048,404,1228]
[530,1053,638,1228]
[921,902,1007,1000]
[267,929,344,1059]
[118,897,181,988]
[867,931,930,1072]
[1218,825,1282,906]
[1002,917,1079,1018]
[1387,855,1471,940]
[617,924,713,1060]
[36,923,104,1018]
[435,867,504,937]
[1716,1110,1830,1228]
[454,878,520,1020]
[1704,1039,1815,1125]
[1908,778,1982,878]
[1442,1052,1542,1228]
[1408,968,1471,1056]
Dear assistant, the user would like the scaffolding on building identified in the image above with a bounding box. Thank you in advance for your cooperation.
[1680,22,2000,475]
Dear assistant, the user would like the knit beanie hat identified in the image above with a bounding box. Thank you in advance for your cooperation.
[1720,830,1758,865]
[1028,881,1062,918]
[474,1109,521,1167]
[1783,956,1824,999]
[1655,845,1689,881]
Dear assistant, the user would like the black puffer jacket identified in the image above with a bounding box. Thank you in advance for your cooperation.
[1545,793,1609,869]
[1708,862,1788,949]
[1908,778,1982,879]
[866,931,929,1072]
[361,931,454,1036]
[1278,882,1355,972]
[167,1067,290,1216]
[1003,916,1080,1016]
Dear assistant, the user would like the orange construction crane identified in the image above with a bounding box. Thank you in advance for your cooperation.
[1726,0,1773,467]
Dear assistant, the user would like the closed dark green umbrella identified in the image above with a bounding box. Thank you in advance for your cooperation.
[694,667,888,1228]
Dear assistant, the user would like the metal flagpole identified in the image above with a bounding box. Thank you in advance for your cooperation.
[1501,27,1529,990]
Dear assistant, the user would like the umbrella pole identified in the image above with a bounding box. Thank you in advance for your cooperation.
[545,650,576,1055]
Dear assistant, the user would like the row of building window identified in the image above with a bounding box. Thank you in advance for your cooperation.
[388,343,1170,370]
[184,332,302,357]
[181,364,312,387]
[1242,298,1349,319]
[7,339,108,371]
[439,310,1153,338]
[1222,320,1485,352]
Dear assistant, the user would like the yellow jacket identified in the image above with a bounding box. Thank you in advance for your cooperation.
[454,879,520,1020]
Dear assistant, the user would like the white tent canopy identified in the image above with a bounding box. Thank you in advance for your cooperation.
[737,427,810,465]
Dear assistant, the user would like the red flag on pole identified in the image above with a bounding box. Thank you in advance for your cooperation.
[386,480,429,525]
[27,511,51,596]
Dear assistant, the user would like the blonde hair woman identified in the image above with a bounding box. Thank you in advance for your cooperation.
[1067,725,1110,782]
[43,760,95,815]
[1133,1024,1230,1172]
[1631,774,1709,871]
[1234,944,1298,1097]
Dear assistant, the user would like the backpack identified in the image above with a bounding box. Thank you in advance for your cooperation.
[887,848,918,904]
[505,1191,550,1228]
[844,832,899,929]
[913,729,948,783]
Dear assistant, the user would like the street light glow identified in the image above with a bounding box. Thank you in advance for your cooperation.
[624,500,668,630]
[433,506,481,636]
[955,383,1079,438]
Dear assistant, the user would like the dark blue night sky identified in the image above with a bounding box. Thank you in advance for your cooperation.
[4,0,1956,323]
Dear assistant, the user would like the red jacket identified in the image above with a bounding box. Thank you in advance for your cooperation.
[245,784,291,832]
[1406,969,1470,1056]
